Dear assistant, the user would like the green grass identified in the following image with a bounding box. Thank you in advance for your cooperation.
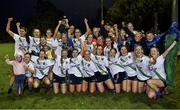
[0,43,180,109]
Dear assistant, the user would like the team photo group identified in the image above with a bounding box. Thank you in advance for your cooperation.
[5,16,179,100]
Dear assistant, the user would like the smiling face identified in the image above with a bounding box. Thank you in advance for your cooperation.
[120,46,128,56]
[97,36,104,46]
[109,48,116,57]
[57,31,62,39]
[15,55,22,62]
[61,33,67,43]
[46,29,53,38]
[150,47,159,59]
[75,29,81,38]
[134,46,144,58]
[146,33,154,41]
[24,53,31,63]
[96,46,103,55]
[40,37,47,46]
[39,50,46,59]
[72,49,78,58]
[135,32,142,42]
[127,22,134,32]
[33,29,41,38]
[120,29,126,37]
[93,27,100,37]
[69,25,75,34]
[62,50,68,59]
[20,28,27,37]
[105,37,112,47]
[87,34,93,43]
[84,50,91,60]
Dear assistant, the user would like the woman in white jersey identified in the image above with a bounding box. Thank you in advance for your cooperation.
[84,34,96,54]
[146,41,177,99]
[119,45,138,93]
[108,48,126,93]
[67,48,84,93]
[6,17,30,93]
[82,50,98,94]
[29,28,41,56]
[23,53,35,92]
[134,45,152,93]
[46,29,53,46]
[32,50,54,91]
[104,37,118,57]
[6,17,30,55]
[52,49,69,94]
[91,46,114,93]
[72,18,90,52]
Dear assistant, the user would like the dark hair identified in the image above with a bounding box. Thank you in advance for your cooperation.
[146,30,154,34]
[72,48,79,53]
[120,45,128,49]
[24,52,31,57]
[46,28,52,32]
[39,49,45,53]
[149,46,160,57]
[38,49,47,59]
[62,49,68,53]
[110,48,117,54]
[119,45,129,55]
[21,27,30,44]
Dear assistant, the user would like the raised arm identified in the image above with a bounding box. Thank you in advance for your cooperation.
[53,20,62,38]
[5,55,13,65]
[92,42,97,55]
[6,17,15,37]
[80,41,85,56]
[114,24,119,39]
[64,17,70,29]
[16,22,21,36]
[162,41,177,58]
[84,18,91,36]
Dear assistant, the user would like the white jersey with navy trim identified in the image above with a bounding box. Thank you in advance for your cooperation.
[54,39,63,56]
[29,36,40,53]
[13,34,29,56]
[108,54,125,77]
[86,43,94,53]
[135,56,152,81]
[91,54,109,75]
[31,56,55,79]
[67,54,83,77]
[72,38,81,52]
[149,55,166,80]
[104,46,111,57]
[46,38,54,48]
[52,55,69,77]
[82,59,98,77]
[119,52,137,77]
[25,61,35,77]
[104,42,119,57]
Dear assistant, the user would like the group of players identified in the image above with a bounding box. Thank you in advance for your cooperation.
[5,17,179,99]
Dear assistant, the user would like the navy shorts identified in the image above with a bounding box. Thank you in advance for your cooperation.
[69,74,83,84]
[83,75,96,83]
[138,79,148,83]
[113,72,127,84]
[127,75,137,80]
[53,73,66,84]
[34,75,48,81]
[95,71,110,83]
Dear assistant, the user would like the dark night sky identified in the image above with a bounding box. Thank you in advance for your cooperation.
[0,0,115,32]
